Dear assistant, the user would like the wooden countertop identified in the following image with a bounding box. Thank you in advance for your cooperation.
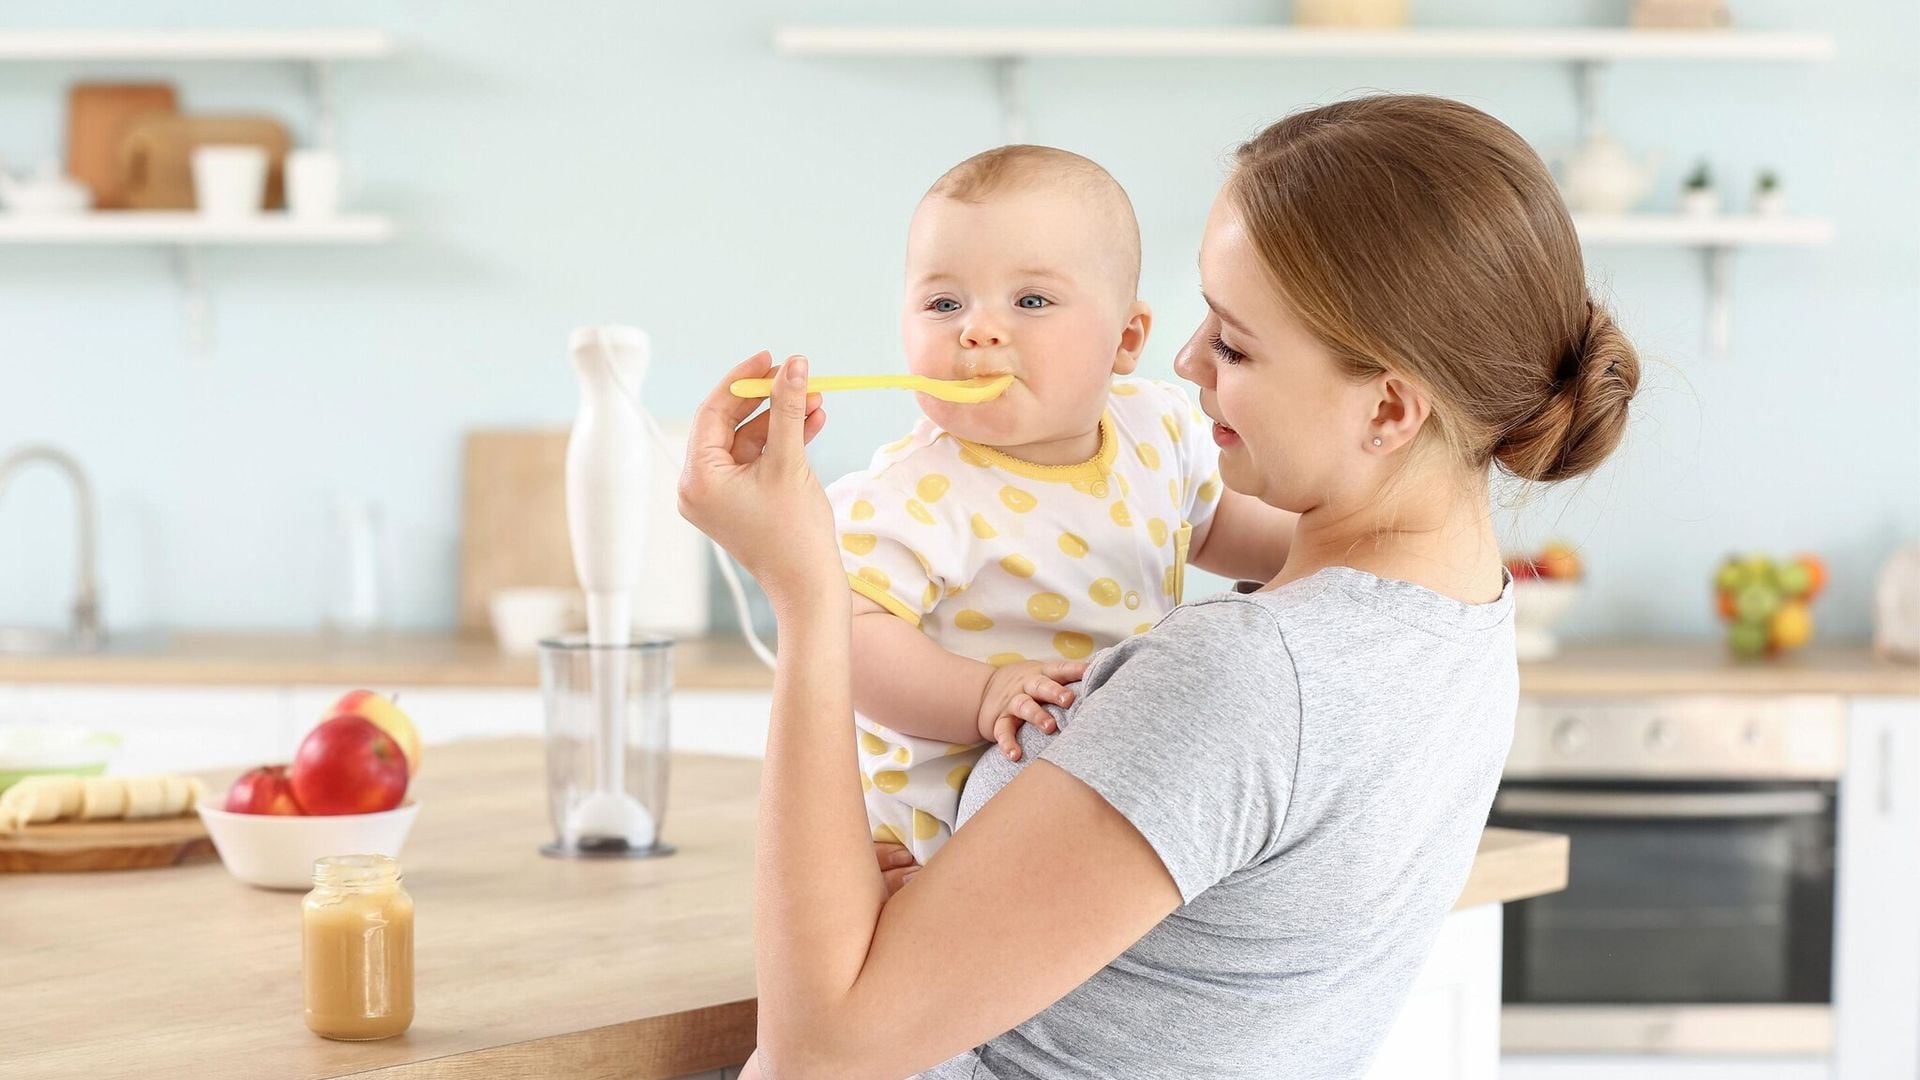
[2,632,1915,696]
[1,739,1566,1080]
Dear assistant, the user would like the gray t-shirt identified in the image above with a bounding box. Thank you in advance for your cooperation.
[921,566,1516,1080]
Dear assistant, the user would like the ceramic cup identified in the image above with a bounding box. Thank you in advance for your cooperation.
[191,144,269,218]
[286,149,342,218]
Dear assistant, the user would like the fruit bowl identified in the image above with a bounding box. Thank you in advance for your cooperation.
[197,800,419,890]
[1512,579,1582,662]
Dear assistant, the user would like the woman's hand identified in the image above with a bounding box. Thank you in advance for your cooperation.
[678,351,833,600]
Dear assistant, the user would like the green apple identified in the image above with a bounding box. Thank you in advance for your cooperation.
[1729,619,1770,657]
[1714,558,1746,592]
[1776,562,1811,597]
[1734,582,1782,623]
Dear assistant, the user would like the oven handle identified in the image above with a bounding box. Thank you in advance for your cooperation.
[1492,788,1830,819]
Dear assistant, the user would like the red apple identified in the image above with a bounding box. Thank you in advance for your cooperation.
[289,716,410,816]
[224,764,303,815]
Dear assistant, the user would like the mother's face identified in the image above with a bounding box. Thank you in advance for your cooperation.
[1173,188,1383,514]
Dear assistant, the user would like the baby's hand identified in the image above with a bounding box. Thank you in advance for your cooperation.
[976,659,1089,762]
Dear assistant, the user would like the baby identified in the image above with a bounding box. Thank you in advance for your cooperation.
[827,145,1296,866]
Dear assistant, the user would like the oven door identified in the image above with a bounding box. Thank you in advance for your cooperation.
[1491,781,1836,1052]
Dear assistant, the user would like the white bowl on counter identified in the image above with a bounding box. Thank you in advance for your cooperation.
[1512,579,1582,662]
[197,800,420,890]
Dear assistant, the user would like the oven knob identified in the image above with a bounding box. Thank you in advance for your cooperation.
[1646,719,1677,751]
[1553,718,1589,755]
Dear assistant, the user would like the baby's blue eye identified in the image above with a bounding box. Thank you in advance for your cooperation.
[1018,295,1049,309]
[931,298,961,314]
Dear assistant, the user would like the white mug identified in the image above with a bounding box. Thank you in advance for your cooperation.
[191,144,269,219]
[286,149,343,218]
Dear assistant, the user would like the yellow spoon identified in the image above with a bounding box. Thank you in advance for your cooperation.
[729,373,1014,404]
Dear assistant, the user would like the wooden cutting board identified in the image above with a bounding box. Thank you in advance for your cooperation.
[65,82,178,209]
[118,113,291,210]
[0,815,213,873]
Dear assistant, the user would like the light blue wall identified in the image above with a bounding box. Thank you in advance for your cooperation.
[1,2,1914,641]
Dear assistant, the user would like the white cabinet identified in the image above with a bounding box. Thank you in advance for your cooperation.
[16,684,293,774]
[1833,695,1920,1080]
[1367,902,1504,1080]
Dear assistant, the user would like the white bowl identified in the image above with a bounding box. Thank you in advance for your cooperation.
[197,800,420,890]
[1512,579,1582,662]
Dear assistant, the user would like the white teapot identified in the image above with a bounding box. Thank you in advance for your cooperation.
[1559,128,1661,215]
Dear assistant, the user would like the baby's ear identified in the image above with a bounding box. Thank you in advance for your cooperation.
[1112,301,1152,376]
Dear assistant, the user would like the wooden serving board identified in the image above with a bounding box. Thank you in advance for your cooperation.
[0,815,214,873]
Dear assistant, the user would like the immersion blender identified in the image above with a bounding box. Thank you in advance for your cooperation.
[562,324,657,851]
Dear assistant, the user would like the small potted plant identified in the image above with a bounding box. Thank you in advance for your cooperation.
[1680,161,1720,217]
[1752,169,1786,217]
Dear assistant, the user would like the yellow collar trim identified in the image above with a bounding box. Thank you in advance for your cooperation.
[952,411,1117,483]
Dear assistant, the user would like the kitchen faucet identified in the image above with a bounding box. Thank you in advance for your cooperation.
[0,444,101,650]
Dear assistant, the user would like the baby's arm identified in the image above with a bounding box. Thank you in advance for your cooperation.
[1190,488,1299,583]
[851,592,1083,761]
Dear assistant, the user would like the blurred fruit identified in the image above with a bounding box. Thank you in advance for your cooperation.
[1733,582,1783,623]
[1714,558,1745,593]
[1795,554,1828,601]
[1775,561,1811,597]
[1769,601,1813,650]
[1729,619,1770,657]
[1539,541,1584,581]
[325,689,422,778]
[289,716,409,816]
[1716,589,1738,621]
[1740,553,1777,591]
[1505,558,1542,581]
[224,764,302,815]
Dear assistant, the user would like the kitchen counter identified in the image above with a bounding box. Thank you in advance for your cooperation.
[2,633,1915,696]
[2,739,1567,1080]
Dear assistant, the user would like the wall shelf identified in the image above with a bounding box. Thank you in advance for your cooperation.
[0,30,396,347]
[0,212,394,244]
[774,26,1835,62]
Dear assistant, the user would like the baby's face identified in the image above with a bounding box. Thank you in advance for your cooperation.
[901,189,1136,448]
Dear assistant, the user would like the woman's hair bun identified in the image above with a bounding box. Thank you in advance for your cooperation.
[1493,300,1640,483]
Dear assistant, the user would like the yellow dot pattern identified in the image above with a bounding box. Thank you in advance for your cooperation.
[913,808,941,840]
[1054,631,1094,659]
[987,652,1026,667]
[922,582,940,609]
[958,445,993,468]
[944,741,980,756]
[1137,444,1161,471]
[860,772,873,792]
[971,513,998,539]
[917,474,951,503]
[1070,477,1110,499]
[1001,486,1038,513]
[1162,414,1182,443]
[874,824,904,844]
[1110,502,1132,527]
[883,435,913,453]
[1169,478,1180,504]
[906,499,934,525]
[873,771,909,795]
[1000,554,1037,578]
[1028,593,1070,622]
[1148,518,1169,547]
[859,730,889,755]
[892,747,911,764]
[858,566,890,592]
[1198,472,1221,504]
[1058,532,1089,558]
[842,533,877,556]
[850,500,875,521]
[954,609,994,631]
[947,763,973,790]
[1125,591,1142,610]
[1089,578,1121,607]
[1134,622,1153,635]
[1118,473,1131,496]
[1111,382,1141,396]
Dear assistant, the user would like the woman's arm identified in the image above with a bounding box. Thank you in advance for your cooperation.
[1192,488,1298,582]
[682,355,1181,1079]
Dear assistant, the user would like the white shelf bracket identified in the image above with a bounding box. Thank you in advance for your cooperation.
[992,56,1027,144]
[302,59,337,150]
[170,245,211,350]
[1704,245,1732,361]
[1573,59,1608,140]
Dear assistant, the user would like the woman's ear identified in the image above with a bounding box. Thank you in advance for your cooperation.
[1366,372,1432,453]
[1112,301,1152,376]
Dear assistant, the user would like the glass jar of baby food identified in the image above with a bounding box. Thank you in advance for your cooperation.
[302,854,415,1040]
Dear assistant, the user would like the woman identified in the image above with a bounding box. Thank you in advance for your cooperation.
[680,95,1639,1079]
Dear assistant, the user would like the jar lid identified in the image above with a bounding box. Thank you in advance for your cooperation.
[312,853,401,888]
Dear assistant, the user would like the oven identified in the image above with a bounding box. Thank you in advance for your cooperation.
[1491,694,1845,1055]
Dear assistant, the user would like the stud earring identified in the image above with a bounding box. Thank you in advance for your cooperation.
[1371,437,1383,447]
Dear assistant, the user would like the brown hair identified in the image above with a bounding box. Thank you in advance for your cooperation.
[1228,95,1638,483]
[926,144,1142,295]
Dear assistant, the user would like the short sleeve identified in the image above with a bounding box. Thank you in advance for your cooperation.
[1039,597,1300,902]
[826,462,967,626]
[1149,381,1226,550]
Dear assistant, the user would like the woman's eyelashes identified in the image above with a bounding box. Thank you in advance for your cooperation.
[1207,332,1248,365]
